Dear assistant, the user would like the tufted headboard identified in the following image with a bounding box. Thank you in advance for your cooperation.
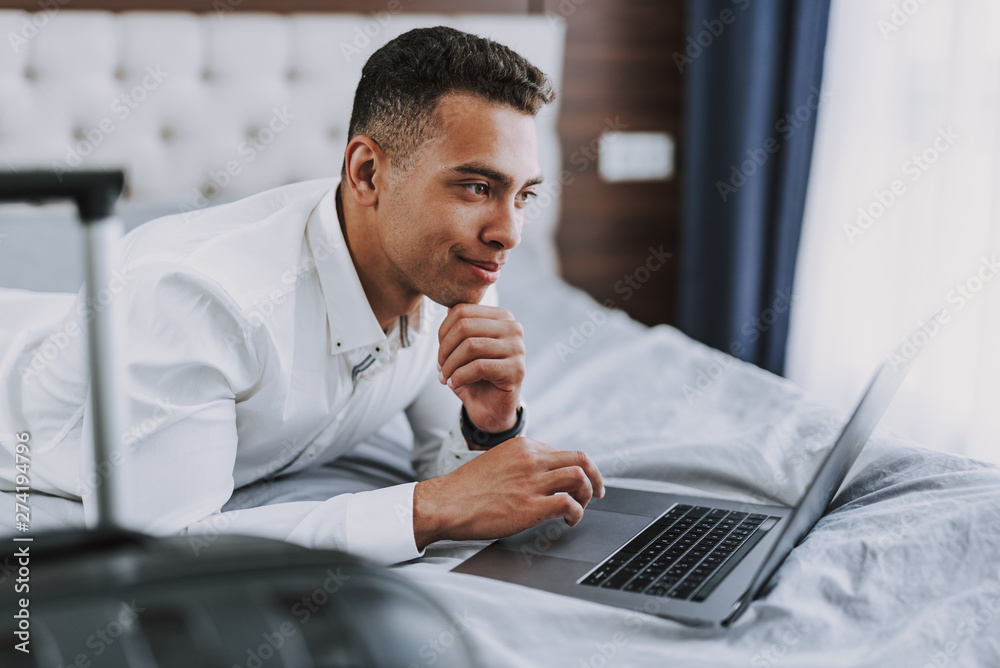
[0,10,565,274]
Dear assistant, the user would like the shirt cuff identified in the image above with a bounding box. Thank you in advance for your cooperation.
[346,481,424,565]
[436,400,528,476]
[284,482,424,566]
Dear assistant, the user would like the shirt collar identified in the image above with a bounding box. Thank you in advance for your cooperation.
[306,183,431,355]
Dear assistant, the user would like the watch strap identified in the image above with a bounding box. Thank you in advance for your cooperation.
[460,403,525,449]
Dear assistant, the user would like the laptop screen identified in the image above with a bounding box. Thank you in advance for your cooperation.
[725,312,942,624]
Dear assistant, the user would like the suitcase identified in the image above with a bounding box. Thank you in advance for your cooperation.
[0,171,474,668]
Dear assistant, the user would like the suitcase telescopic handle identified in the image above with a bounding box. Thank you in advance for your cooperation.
[0,170,124,221]
[1,169,128,529]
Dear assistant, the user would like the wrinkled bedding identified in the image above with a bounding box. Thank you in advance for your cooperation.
[242,248,1000,667]
[3,209,999,667]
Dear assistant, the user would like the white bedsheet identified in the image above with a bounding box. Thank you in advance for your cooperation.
[229,248,1000,667]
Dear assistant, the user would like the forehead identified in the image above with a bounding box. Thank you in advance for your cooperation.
[420,92,541,179]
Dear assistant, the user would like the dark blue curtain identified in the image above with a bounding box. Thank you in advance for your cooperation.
[678,0,831,375]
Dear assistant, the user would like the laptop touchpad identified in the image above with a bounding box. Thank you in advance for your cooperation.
[493,509,654,564]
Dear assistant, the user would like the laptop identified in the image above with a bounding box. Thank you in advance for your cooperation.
[453,316,941,627]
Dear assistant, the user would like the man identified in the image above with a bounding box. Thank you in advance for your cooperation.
[0,27,604,564]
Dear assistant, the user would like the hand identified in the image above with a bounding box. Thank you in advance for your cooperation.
[413,437,605,550]
[437,303,525,434]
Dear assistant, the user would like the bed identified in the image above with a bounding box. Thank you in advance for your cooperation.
[2,9,999,668]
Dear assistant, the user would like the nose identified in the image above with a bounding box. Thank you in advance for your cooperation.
[480,198,522,250]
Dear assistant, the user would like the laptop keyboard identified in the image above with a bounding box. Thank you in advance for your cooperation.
[579,504,779,602]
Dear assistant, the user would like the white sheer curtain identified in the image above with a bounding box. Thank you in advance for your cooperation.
[788,0,1000,464]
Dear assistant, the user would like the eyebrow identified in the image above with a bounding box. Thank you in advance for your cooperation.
[450,162,544,190]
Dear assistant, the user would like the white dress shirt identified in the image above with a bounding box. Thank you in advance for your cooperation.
[0,178,523,565]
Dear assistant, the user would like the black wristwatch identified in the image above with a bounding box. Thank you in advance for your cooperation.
[460,404,525,449]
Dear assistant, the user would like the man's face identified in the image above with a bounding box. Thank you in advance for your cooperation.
[375,93,542,307]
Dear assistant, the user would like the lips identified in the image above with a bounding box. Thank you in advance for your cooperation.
[461,258,503,272]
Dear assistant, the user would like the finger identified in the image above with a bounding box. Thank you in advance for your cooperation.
[440,336,522,381]
[539,492,585,527]
[536,450,605,499]
[439,304,515,347]
[438,318,522,369]
[447,357,524,392]
[540,466,594,509]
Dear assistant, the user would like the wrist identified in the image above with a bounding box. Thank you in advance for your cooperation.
[464,409,517,434]
[461,403,525,450]
[413,478,448,551]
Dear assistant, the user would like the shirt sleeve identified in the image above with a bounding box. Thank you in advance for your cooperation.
[89,263,422,565]
[81,262,259,536]
[182,482,423,566]
[408,284,527,480]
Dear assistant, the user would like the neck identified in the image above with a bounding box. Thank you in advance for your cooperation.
[336,183,422,331]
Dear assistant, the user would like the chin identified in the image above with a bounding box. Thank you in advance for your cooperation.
[428,285,488,308]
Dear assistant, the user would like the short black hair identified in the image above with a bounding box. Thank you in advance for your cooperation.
[344,26,555,175]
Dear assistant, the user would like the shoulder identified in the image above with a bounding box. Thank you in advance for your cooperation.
[118,178,336,315]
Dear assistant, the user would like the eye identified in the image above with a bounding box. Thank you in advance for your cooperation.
[518,190,538,202]
[463,183,489,196]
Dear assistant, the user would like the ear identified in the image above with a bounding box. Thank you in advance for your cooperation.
[343,135,387,208]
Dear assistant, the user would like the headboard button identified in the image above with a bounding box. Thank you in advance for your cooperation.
[114,67,126,81]
[24,66,37,81]
[160,127,175,142]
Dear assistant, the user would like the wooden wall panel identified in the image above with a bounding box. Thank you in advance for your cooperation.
[546,0,682,327]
